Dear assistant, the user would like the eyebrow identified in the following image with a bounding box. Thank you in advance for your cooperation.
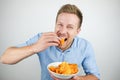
[56,20,78,28]
[57,21,76,26]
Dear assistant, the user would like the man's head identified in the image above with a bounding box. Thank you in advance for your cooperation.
[55,4,83,50]
[56,4,83,29]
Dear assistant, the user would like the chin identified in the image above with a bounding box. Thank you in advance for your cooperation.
[57,46,65,50]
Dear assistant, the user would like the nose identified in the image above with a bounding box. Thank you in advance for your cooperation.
[59,26,67,34]
[56,26,67,37]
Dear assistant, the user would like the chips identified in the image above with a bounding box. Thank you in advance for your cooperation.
[49,62,78,75]
[59,38,65,46]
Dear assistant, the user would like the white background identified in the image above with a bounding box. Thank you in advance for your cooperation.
[0,0,120,80]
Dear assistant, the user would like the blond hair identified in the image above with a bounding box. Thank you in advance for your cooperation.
[56,4,83,28]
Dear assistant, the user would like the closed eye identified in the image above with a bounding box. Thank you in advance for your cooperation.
[57,23,63,27]
[67,26,73,29]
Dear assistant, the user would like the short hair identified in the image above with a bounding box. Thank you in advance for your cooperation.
[56,4,83,28]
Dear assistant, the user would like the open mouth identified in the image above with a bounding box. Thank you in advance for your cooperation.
[59,38,68,46]
[64,38,67,41]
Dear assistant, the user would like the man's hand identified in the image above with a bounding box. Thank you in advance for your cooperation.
[50,74,98,80]
[70,75,99,80]
[0,32,60,64]
[70,76,82,80]
[31,32,60,53]
[50,73,70,80]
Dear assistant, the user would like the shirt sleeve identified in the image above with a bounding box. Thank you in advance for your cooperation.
[82,42,100,79]
[16,33,41,47]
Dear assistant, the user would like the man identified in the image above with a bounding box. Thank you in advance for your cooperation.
[0,4,100,80]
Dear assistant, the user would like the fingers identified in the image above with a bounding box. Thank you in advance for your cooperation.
[45,36,60,44]
[42,32,58,36]
[70,76,81,80]
[31,32,61,52]
[41,32,60,45]
[32,32,66,53]
[70,76,77,80]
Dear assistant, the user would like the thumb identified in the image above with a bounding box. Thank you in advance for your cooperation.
[71,76,78,80]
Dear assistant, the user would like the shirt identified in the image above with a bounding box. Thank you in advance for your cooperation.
[17,33,100,80]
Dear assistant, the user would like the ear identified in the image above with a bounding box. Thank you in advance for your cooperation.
[77,28,81,34]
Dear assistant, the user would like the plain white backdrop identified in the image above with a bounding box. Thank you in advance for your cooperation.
[0,0,120,80]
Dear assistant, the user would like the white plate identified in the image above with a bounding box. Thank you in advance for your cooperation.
[47,62,80,79]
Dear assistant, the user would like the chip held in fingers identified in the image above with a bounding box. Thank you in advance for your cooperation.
[60,38,65,46]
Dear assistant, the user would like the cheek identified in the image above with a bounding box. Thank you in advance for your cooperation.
[68,31,77,37]
[67,33,75,41]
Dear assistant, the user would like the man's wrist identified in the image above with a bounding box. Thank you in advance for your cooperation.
[29,45,39,54]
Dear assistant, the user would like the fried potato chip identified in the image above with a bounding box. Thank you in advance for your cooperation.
[49,62,78,75]
[60,38,65,46]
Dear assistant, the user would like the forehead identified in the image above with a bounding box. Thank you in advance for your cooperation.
[57,13,79,26]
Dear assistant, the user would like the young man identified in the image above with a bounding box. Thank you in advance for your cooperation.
[0,4,100,80]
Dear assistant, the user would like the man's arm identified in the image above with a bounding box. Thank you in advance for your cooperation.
[78,42,100,80]
[0,46,36,64]
[50,73,98,80]
[0,32,59,65]
[71,74,99,80]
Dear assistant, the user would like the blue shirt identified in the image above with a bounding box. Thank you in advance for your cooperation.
[17,33,100,80]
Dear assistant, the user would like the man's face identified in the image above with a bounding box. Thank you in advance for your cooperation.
[55,12,80,50]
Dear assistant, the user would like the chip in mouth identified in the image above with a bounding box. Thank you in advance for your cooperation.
[60,38,65,46]
[59,38,67,46]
